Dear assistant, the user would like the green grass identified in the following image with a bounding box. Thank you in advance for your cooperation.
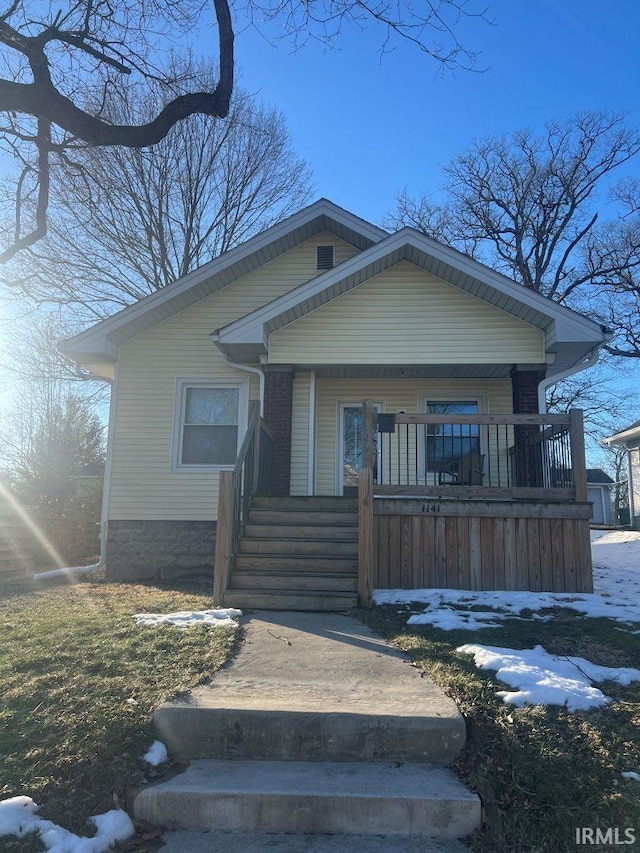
[360,605,640,853]
[0,574,239,844]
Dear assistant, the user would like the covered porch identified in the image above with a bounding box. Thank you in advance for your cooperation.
[213,381,593,608]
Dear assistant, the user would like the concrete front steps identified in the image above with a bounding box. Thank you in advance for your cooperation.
[224,497,359,611]
[133,613,481,843]
[133,760,480,838]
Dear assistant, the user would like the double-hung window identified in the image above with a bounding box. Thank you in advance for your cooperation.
[175,382,243,468]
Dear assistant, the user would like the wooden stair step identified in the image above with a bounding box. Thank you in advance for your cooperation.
[238,538,357,556]
[222,590,358,611]
[244,524,357,540]
[249,510,358,526]
[251,497,357,512]
[230,571,358,592]
[234,555,357,572]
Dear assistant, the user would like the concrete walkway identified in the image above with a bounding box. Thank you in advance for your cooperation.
[154,611,466,762]
[135,611,480,846]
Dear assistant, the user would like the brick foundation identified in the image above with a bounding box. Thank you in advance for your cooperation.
[106,520,216,581]
[264,364,294,497]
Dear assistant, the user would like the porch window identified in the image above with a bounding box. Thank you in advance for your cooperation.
[425,400,480,477]
[176,383,241,467]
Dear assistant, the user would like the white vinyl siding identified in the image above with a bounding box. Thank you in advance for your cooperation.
[269,261,545,365]
[314,378,513,496]
[109,233,358,521]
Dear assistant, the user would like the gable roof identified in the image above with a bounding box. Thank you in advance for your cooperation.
[212,227,610,377]
[586,468,615,485]
[61,199,386,361]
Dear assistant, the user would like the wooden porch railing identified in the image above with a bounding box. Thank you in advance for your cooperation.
[357,401,589,605]
[362,405,587,502]
[213,401,274,604]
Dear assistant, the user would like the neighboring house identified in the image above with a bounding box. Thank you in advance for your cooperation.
[603,421,640,528]
[586,469,615,526]
[62,199,610,607]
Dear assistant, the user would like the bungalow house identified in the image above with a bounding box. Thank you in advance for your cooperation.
[62,199,609,609]
[603,421,640,528]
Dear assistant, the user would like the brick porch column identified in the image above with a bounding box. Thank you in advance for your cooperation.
[511,366,546,487]
[263,364,294,497]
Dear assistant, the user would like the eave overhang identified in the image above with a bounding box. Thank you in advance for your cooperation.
[603,422,640,446]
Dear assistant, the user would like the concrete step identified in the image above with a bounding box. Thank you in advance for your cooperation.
[239,538,358,556]
[133,760,481,838]
[230,571,358,592]
[159,829,472,853]
[249,510,358,526]
[235,555,357,572]
[222,590,359,612]
[244,524,357,540]
[252,497,358,512]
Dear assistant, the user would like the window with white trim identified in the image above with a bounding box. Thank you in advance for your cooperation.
[176,383,241,467]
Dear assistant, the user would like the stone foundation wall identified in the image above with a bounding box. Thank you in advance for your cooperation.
[106,520,216,581]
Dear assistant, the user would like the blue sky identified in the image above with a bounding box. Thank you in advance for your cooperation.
[232,0,640,223]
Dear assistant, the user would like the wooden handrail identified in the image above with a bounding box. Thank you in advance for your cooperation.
[233,401,261,476]
[214,400,272,604]
[376,412,572,426]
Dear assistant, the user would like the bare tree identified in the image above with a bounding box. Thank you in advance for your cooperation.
[388,111,640,307]
[587,179,640,359]
[0,313,106,563]
[5,66,313,317]
[0,0,490,262]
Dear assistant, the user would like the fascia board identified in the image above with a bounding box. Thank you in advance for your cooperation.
[61,199,386,357]
[603,425,640,445]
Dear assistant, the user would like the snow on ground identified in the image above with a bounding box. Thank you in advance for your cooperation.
[133,608,242,628]
[0,796,134,852]
[374,530,640,631]
[457,644,640,712]
[143,740,168,766]
[375,529,640,710]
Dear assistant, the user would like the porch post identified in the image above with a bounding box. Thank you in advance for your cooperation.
[263,364,294,497]
[511,366,546,487]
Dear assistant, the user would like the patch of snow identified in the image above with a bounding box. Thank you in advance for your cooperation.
[0,796,134,852]
[622,771,640,782]
[374,529,640,630]
[133,608,242,628]
[457,644,640,712]
[143,740,168,766]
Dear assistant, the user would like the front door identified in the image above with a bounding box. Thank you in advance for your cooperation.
[337,402,383,496]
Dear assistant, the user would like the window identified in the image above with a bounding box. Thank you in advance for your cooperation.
[425,401,480,472]
[316,245,335,270]
[175,383,242,467]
